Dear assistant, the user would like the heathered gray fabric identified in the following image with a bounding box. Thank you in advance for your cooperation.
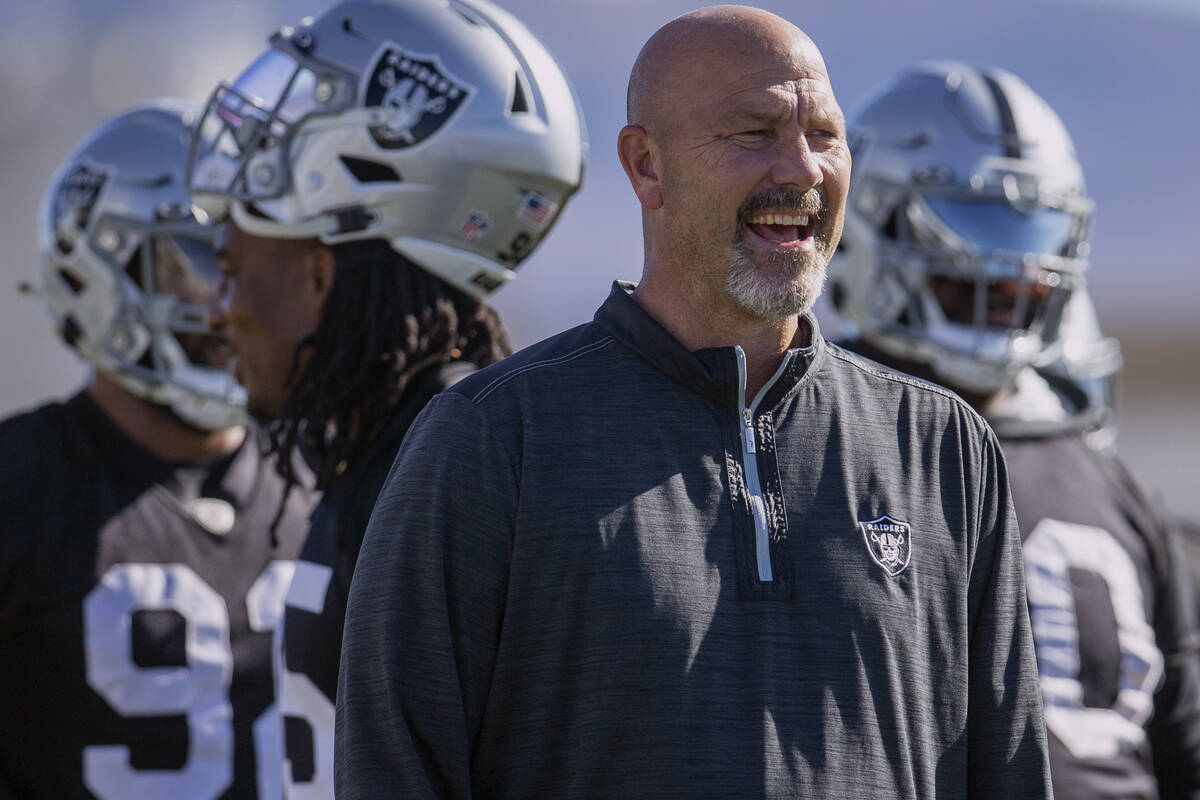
[336,282,1052,799]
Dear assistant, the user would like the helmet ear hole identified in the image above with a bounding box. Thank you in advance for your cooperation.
[339,156,401,184]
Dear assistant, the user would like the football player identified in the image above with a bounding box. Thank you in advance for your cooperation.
[0,101,313,798]
[829,62,1200,799]
[186,0,585,796]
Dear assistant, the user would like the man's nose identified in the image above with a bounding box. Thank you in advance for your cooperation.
[771,130,823,191]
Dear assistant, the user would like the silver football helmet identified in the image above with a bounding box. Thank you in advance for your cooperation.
[187,0,586,298]
[36,101,246,430]
[829,62,1093,394]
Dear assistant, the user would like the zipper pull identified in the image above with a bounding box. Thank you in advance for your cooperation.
[742,407,756,454]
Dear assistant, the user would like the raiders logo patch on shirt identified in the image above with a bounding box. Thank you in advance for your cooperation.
[362,42,473,150]
[860,514,912,577]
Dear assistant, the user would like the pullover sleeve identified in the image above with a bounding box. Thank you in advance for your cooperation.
[335,393,516,799]
[966,429,1054,798]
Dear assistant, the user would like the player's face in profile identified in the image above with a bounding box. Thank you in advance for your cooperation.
[657,34,850,318]
[210,222,328,419]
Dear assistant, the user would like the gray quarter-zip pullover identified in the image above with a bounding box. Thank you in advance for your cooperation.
[335,281,1051,799]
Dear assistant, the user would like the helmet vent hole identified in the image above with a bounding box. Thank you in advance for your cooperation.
[57,268,87,295]
[339,156,401,184]
[510,73,530,114]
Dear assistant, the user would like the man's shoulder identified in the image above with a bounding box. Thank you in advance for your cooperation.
[445,320,619,406]
[0,396,71,442]
[0,397,75,485]
[821,341,985,423]
[0,398,83,576]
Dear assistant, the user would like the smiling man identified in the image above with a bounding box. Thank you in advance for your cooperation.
[336,7,1051,798]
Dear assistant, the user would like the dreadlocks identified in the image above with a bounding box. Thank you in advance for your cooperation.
[267,238,511,490]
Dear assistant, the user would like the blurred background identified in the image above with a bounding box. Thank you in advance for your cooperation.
[2,0,1195,513]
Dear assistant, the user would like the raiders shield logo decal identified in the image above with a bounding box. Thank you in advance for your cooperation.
[52,163,109,232]
[363,43,473,150]
[860,515,912,577]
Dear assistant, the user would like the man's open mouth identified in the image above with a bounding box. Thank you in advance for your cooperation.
[743,212,815,245]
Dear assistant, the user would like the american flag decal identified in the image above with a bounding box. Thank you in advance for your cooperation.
[517,190,557,230]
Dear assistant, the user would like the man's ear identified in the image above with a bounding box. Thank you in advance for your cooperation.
[617,125,664,210]
[305,244,336,312]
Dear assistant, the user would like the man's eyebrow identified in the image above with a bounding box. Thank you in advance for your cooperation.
[720,101,792,127]
[815,107,846,130]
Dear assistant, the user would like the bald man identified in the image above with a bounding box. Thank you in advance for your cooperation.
[335,7,1052,798]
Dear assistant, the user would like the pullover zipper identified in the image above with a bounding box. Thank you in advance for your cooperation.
[734,347,796,583]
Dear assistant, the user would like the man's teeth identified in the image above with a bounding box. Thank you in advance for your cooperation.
[746,213,809,226]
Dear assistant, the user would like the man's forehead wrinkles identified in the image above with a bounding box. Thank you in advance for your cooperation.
[719,80,840,119]
[709,62,829,94]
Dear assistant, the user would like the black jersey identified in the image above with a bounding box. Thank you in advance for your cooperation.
[0,392,313,800]
[998,418,1200,800]
[278,361,476,799]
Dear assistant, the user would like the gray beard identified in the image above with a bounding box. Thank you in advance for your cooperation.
[725,235,826,320]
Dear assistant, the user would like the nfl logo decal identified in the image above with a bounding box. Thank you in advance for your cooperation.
[363,43,473,150]
[859,514,912,577]
[459,211,491,241]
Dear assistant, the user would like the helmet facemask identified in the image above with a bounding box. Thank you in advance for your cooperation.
[845,155,1090,395]
[830,63,1096,396]
[188,31,360,214]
